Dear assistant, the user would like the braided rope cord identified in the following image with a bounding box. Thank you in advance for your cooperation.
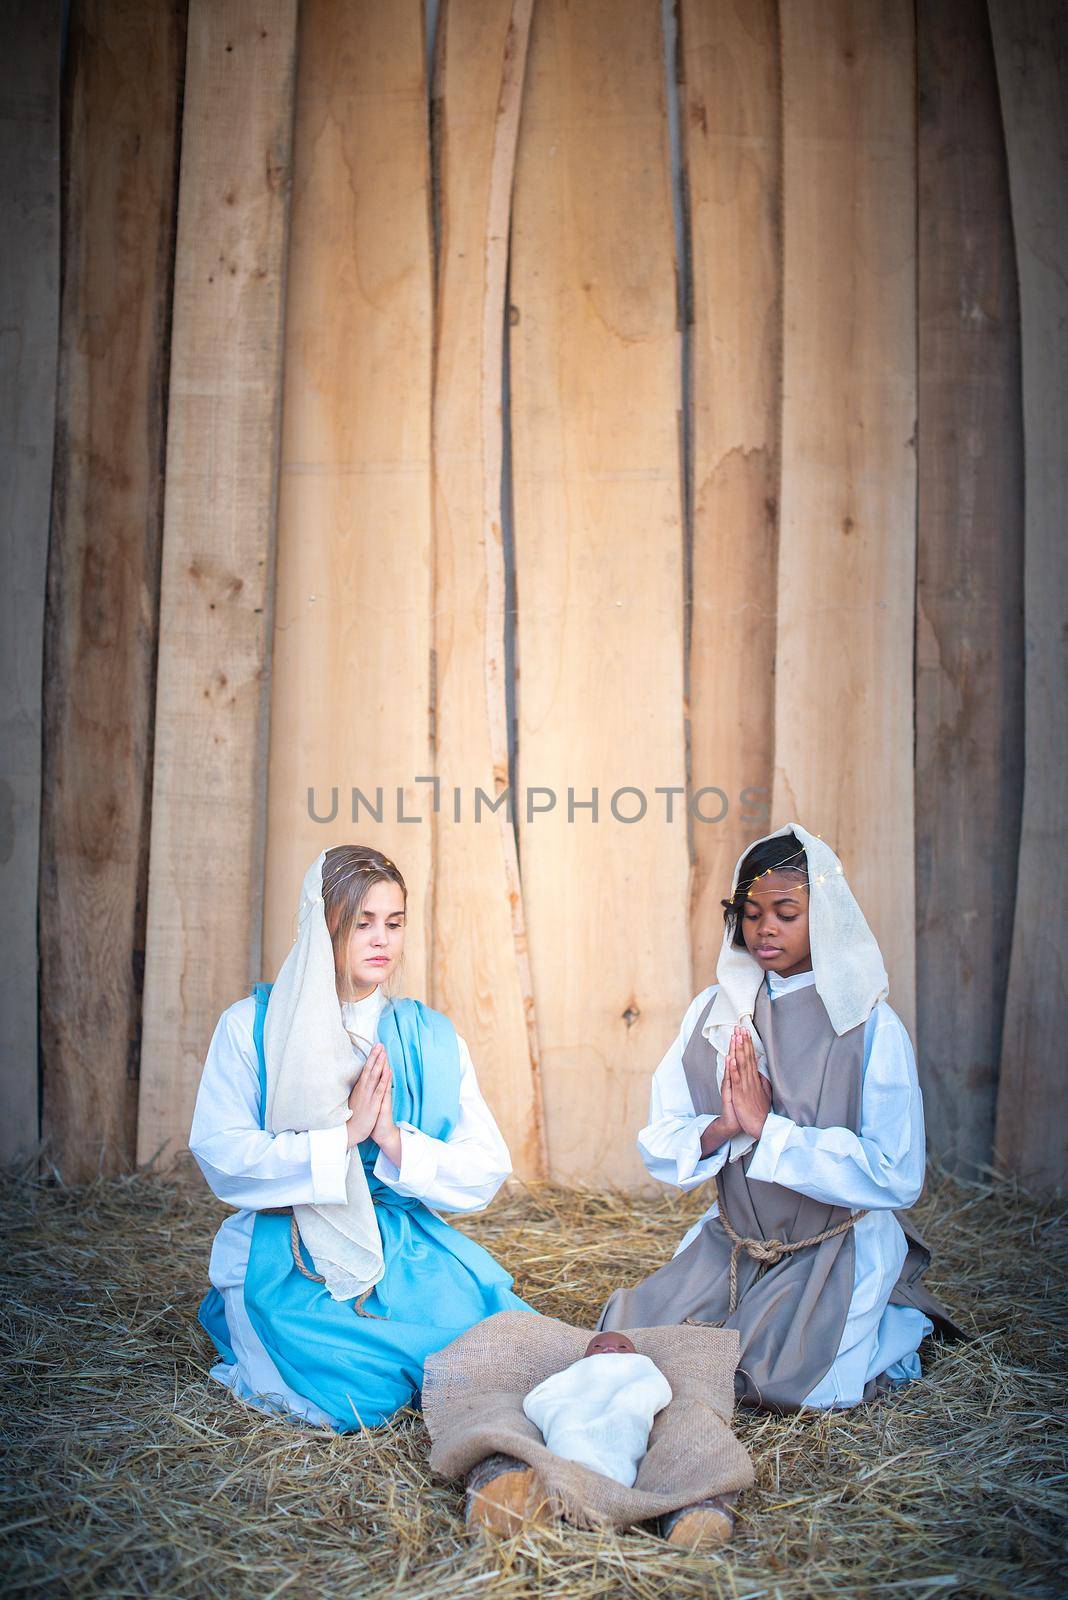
[715,1187,867,1315]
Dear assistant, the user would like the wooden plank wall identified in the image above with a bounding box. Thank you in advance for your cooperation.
[989,0,1068,1191]
[0,4,60,1165]
[39,0,187,1183]
[511,0,691,1186]
[22,0,1064,1189]
[262,0,433,994]
[915,0,1024,1173]
[681,0,781,988]
[772,0,919,1037]
[431,0,546,1177]
[136,0,298,1164]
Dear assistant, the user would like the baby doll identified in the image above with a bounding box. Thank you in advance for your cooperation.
[521,1331,672,1488]
[444,1313,748,1547]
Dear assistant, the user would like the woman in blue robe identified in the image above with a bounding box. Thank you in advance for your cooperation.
[190,844,531,1431]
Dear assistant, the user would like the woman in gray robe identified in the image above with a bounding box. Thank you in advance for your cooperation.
[599,822,960,1412]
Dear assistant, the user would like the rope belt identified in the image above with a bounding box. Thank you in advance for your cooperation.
[260,1207,325,1280]
[289,1214,326,1284]
[716,1188,867,1315]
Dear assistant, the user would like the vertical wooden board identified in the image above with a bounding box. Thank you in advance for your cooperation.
[262,0,433,994]
[262,3,434,985]
[915,0,1024,1174]
[772,0,918,1036]
[681,0,781,990]
[0,4,60,1164]
[431,0,545,1176]
[39,0,186,1183]
[989,0,1068,1190]
[511,0,691,1186]
[136,0,297,1164]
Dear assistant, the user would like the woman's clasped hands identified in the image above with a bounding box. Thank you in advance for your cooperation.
[722,1025,772,1139]
[346,1044,402,1165]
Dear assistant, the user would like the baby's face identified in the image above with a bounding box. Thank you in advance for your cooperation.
[584,1332,636,1358]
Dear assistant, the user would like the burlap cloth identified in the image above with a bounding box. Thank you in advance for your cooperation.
[421,1310,754,1530]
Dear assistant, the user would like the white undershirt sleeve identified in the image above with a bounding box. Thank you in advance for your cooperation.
[189,1003,350,1210]
[637,986,731,1189]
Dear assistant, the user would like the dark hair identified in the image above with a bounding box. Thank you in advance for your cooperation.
[322,844,407,960]
[720,831,808,949]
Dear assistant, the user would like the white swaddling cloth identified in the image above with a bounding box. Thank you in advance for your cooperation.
[522,1352,673,1487]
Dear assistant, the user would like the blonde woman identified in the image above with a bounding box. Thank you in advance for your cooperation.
[190,844,530,1431]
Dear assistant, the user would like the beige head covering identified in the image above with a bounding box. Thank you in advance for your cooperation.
[702,821,889,1159]
[263,850,384,1302]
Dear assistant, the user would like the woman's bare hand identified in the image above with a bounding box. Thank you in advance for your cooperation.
[725,1025,772,1139]
[346,1044,389,1147]
[698,1055,745,1157]
[699,1108,741,1156]
[370,1061,402,1169]
[717,1064,744,1140]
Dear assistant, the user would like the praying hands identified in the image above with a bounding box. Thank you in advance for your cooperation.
[346,1043,390,1146]
[723,1025,772,1139]
[344,1043,403,1165]
[698,1024,773,1156]
[370,1054,402,1169]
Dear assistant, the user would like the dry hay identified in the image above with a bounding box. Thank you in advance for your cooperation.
[0,1161,1064,1599]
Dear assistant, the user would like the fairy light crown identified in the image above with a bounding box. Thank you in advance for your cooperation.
[739,834,845,897]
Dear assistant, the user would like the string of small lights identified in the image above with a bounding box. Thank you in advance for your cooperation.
[738,836,845,896]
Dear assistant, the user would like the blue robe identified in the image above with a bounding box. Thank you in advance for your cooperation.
[199,983,531,1429]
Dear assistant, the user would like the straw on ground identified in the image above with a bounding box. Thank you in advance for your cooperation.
[1,1165,1064,1599]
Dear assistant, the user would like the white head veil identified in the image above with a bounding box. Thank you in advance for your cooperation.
[701,822,888,1155]
[262,850,384,1302]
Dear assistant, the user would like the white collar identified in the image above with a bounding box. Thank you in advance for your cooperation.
[339,984,386,1023]
[766,967,816,996]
